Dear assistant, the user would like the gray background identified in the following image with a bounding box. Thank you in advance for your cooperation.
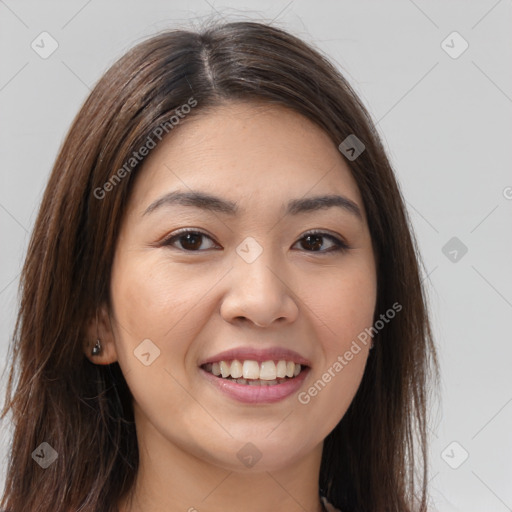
[1,1,511,510]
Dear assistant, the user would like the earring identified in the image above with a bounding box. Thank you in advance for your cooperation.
[92,338,102,356]
[369,340,374,350]
[91,309,102,356]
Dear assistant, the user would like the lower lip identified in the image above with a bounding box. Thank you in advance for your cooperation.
[199,367,310,404]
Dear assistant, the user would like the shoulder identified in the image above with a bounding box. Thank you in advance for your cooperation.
[321,495,342,512]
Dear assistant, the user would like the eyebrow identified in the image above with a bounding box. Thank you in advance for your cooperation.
[142,190,363,221]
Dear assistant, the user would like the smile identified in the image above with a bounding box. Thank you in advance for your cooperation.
[201,359,304,385]
[199,360,310,404]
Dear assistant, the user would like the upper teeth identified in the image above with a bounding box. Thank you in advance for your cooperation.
[205,360,302,380]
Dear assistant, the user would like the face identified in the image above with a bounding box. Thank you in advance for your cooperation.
[94,101,377,473]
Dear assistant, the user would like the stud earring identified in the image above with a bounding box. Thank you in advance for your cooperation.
[91,338,102,356]
[91,309,102,356]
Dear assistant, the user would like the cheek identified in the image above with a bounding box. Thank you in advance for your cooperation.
[108,252,229,379]
[108,254,222,424]
[297,257,376,430]
[325,272,377,343]
[308,253,377,349]
[110,254,211,337]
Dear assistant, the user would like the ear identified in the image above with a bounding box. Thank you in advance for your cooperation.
[83,303,119,365]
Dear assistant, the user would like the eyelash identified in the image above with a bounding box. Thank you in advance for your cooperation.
[160,228,350,254]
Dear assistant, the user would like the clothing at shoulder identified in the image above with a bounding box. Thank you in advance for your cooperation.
[321,495,342,512]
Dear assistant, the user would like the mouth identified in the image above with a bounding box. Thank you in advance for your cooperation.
[200,359,308,386]
[198,347,312,403]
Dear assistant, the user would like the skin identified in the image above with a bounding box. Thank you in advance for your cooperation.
[85,101,377,512]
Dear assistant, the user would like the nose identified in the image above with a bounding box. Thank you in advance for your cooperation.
[220,247,299,328]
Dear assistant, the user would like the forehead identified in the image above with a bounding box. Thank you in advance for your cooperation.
[127,101,364,219]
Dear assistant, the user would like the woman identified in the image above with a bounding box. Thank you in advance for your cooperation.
[0,20,439,512]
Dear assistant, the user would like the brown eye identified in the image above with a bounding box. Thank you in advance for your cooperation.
[301,234,323,251]
[294,231,349,253]
[162,230,219,251]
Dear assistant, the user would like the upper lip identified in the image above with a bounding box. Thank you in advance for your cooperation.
[198,346,311,367]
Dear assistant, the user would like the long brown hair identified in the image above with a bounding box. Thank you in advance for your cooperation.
[0,20,439,512]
